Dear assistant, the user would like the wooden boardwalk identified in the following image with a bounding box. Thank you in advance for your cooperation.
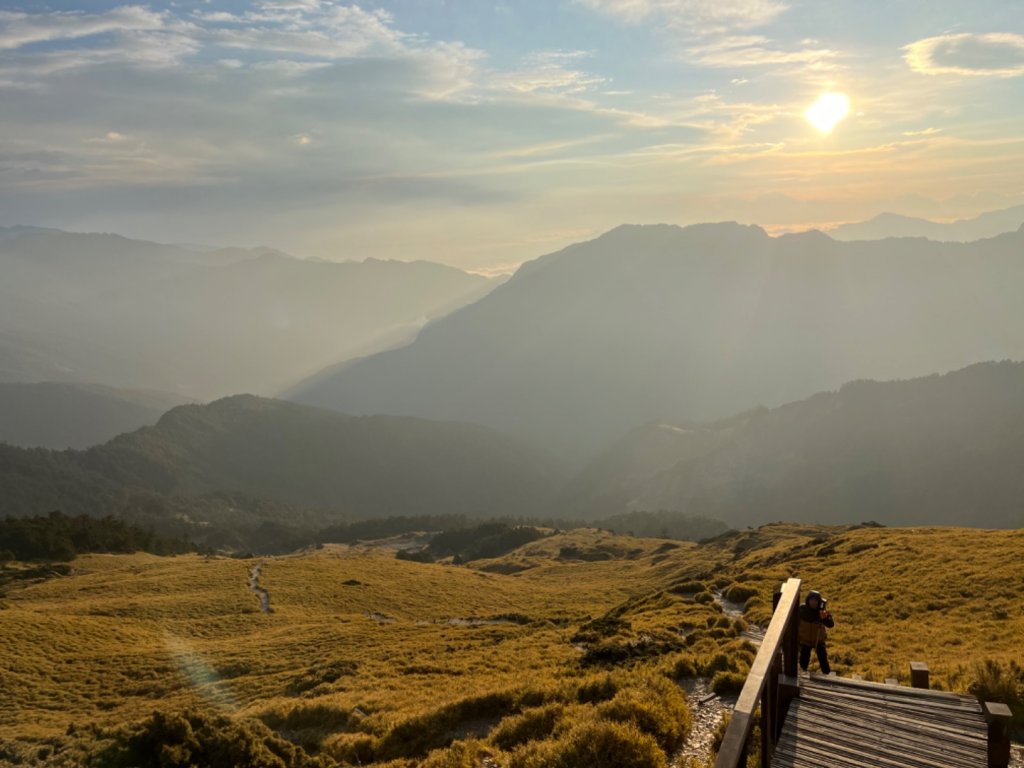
[771,675,989,768]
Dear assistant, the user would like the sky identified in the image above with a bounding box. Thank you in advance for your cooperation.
[1,0,1023,272]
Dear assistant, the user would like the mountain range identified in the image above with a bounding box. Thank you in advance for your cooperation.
[0,395,560,527]
[290,222,1024,461]
[0,227,498,398]
[827,205,1024,242]
[557,360,1024,528]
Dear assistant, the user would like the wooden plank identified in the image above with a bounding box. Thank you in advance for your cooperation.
[771,676,990,768]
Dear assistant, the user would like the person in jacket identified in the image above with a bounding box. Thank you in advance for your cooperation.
[798,590,834,674]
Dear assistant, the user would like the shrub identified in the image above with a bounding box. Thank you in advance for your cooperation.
[670,581,706,595]
[577,675,621,704]
[669,656,698,679]
[375,692,517,760]
[710,671,747,696]
[968,660,1024,727]
[93,709,335,768]
[724,585,758,604]
[491,704,565,750]
[572,615,632,643]
[421,738,496,768]
[510,720,667,768]
[324,733,376,765]
[701,653,731,676]
[597,677,691,752]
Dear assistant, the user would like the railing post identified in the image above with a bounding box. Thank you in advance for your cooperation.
[782,584,799,679]
[984,701,1012,768]
[910,661,929,689]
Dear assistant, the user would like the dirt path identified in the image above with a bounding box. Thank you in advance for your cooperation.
[248,562,272,613]
[671,677,738,767]
[670,591,765,766]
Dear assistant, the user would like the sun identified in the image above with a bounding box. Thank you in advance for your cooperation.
[804,92,850,135]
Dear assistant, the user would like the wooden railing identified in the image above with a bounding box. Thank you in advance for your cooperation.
[714,577,802,768]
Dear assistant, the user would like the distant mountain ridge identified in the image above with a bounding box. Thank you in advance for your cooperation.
[561,361,1024,528]
[0,395,560,524]
[0,227,499,398]
[290,221,1024,461]
[0,382,191,449]
[827,205,1024,242]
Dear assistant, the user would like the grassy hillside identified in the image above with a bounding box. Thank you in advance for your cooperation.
[1,525,1021,766]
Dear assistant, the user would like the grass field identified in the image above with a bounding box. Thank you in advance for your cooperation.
[1,524,1022,766]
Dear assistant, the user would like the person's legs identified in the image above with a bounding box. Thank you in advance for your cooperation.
[816,643,831,675]
[799,644,811,671]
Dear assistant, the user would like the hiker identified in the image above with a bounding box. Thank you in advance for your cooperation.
[798,590,834,674]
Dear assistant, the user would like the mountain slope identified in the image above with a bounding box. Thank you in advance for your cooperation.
[828,205,1024,242]
[0,382,191,449]
[290,222,1024,461]
[0,396,561,521]
[0,228,498,397]
[562,361,1024,528]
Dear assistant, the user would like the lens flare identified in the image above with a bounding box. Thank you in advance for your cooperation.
[805,92,850,135]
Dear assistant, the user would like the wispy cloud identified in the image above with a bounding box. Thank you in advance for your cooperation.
[489,51,606,95]
[576,0,789,32]
[904,33,1024,77]
[0,5,165,50]
[687,35,839,71]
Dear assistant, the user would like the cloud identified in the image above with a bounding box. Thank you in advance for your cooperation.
[0,5,165,51]
[489,51,606,95]
[576,0,789,32]
[904,33,1024,77]
[206,5,407,59]
[687,35,839,71]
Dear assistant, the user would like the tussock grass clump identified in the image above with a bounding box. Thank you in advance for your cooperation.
[374,691,519,760]
[596,675,691,752]
[287,660,358,695]
[968,660,1024,727]
[95,709,337,768]
[491,703,565,750]
[510,720,666,768]
[723,584,758,604]
[710,671,747,695]
[420,738,499,768]
[669,580,706,595]
[571,615,631,643]
[260,702,353,734]
[576,673,622,703]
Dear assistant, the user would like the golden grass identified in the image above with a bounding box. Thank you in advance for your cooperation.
[1,524,1022,765]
